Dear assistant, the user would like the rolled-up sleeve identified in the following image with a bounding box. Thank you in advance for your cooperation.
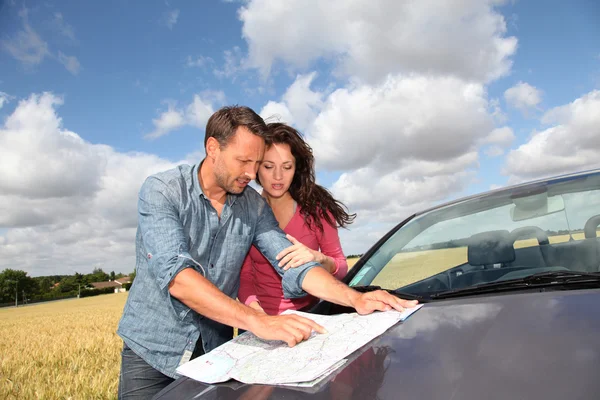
[252,198,318,299]
[138,177,197,319]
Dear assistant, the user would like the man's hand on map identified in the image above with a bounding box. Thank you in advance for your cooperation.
[351,290,419,315]
[250,313,328,347]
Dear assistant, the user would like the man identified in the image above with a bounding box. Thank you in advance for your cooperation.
[117,105,417,399]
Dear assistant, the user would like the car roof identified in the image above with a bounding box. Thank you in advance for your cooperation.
[415,167,600,217]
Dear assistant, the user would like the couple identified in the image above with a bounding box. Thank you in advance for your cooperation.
[116,105,417,399]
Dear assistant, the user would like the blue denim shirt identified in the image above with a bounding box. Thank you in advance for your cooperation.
[117,163,318,378]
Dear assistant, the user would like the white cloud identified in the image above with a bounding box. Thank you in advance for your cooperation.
[260,101,295,125]
[2,8,50,66]
[484,145,505,157]
[504,81,542,114]
[163,9,180,29]
[259,73,325,130]
[0,93,179,276]
[504,90,600,182]
[58,51,81,75]
[240,0,517,83]
[147,106,186,139]
[146,93,223,139]
[480,126,515,147]
[0,93,104,198]
[307,75,494,173]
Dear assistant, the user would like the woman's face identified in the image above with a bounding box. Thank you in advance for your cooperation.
[258,143,296,199]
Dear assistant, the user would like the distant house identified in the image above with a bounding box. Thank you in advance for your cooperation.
[115,276,132,285]
[90,278,131,293]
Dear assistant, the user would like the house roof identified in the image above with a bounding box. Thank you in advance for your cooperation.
[115,276,132,284]
[90,281,121,289]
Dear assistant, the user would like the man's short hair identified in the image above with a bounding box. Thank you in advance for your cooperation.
[204,105,268,148]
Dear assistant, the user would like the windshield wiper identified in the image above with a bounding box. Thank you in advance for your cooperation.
[430,271,600,299]
[352,285,428,302]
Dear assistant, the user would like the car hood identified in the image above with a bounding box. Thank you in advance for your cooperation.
[156,289,600,400]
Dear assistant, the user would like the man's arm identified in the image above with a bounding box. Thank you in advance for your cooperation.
[168,269,326,346]
[300,267,418,314]
[139,177,325,346]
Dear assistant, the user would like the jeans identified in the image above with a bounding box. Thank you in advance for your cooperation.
[118,341,205,400]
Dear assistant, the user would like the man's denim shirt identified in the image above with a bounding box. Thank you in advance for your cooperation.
[117,163,318,378]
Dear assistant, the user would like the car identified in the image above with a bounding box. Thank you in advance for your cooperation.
[155,168,600,399]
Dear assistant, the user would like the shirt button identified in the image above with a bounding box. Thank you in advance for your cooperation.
[210,264,214,269]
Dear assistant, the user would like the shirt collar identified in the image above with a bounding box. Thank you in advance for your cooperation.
[193,161,239,207]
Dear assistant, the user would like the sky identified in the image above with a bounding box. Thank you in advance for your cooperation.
[0,0,599,277]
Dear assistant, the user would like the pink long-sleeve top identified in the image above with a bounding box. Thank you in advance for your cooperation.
[238,205,349,316]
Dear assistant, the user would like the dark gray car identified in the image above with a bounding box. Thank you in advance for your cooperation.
[156,168,600,400]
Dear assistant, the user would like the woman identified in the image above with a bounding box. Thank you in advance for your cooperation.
[238,122,356,316]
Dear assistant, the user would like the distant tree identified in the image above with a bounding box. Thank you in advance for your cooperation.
[110,271,116,281]
[130,268,136,281]
[89,268,109,282]
[0,269,37,304]
[38,277,53,293]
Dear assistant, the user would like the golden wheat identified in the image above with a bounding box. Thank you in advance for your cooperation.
[0,293,128,400]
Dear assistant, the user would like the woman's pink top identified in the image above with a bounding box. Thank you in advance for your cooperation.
[238,205,349,315]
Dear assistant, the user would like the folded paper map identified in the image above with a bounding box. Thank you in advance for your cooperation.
[176,305,423,386]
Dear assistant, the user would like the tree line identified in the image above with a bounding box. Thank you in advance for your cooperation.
[0,268,135,306]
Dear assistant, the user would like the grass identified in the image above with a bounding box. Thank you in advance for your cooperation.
[0,293,128,400]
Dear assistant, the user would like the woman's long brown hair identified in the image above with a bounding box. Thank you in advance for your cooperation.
[256,122,356,233]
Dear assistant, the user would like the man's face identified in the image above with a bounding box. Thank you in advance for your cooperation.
[213,126,265,194]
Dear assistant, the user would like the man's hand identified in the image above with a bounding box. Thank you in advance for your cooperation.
[351,290,419,315]
[249,313,328,347]
[276,234,319,270]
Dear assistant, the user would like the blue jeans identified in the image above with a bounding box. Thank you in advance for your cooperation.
[118,344,174,400]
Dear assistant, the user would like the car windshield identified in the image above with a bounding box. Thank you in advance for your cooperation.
[348,171,600,297]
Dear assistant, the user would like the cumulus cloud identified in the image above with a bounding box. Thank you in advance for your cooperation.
[504,81,542,115]
[481,126,515,147]
[0,93,179,276]
[307,75,494,173]
[504,90,600,182]
[240,0,517,83]
[146,92,223,139]
[259,73,325,130]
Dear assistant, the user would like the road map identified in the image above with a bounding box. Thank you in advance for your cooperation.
[176,305,423,386]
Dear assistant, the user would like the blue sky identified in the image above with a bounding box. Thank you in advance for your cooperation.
[1,0,599,276]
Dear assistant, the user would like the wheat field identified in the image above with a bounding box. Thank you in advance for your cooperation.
[0,233,590,399]
[0,293,128,400]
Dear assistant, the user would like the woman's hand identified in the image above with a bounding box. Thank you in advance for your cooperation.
[277,234,333,272]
